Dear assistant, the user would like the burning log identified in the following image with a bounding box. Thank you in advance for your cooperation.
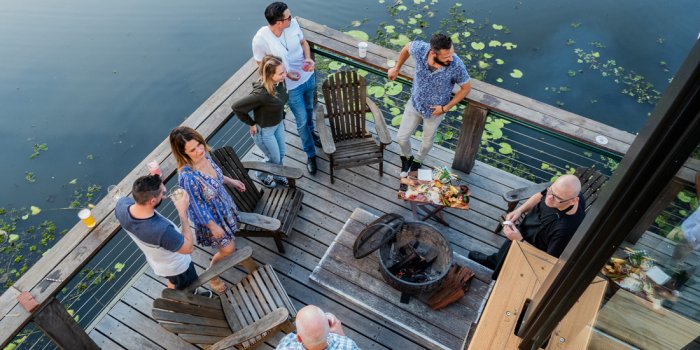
[387,240,437,282]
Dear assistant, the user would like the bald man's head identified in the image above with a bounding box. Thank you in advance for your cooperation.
[545,174,581,210]
[295,305,329,349]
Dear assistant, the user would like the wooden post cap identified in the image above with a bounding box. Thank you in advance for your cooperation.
[17,291,40,312]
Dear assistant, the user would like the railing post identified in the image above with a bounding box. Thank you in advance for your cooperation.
[33,298,99,350]
[452,103,488,173]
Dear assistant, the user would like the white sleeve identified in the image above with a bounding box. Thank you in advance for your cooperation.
[252,33,268,62]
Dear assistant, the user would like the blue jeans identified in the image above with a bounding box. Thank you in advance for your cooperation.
[287,73,316,158]
[253,122,286,181]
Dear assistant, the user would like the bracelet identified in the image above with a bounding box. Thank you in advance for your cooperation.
[441,106,446,113]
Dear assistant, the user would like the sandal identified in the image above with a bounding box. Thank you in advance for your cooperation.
[208,277,227,294]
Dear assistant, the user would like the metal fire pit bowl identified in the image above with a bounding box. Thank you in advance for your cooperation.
[378,221,452,302]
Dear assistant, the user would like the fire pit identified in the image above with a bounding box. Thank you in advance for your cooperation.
[354,214,452,303]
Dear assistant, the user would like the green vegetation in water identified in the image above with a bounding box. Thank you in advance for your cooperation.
[29,143,48,159]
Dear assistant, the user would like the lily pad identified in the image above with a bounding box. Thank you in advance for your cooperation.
[357,69,368,77]
[69,178,77,185]
[488,40,502,47]
[502,42,517,50]
[9,234,19,244]
[496,78,503,83]
[591,51,600,58]
[365,112,374,122]
[408,18,417,25]
[367,86,385,98]
[483,53,493,59]
[397,5,408,11]
[412,28,422,35]
[391,115,403,126]
[114,263,125,273]
[30,206,41,215]
[486,146,494,152]
[21,214,29,220]
[384,25,395,34]
[495,58,504,65]
[384,81,403,95]
[351,20,362,27]
[510,69,523,78]
[344,30,369,42]
[498,142,513,155]
[390,35,410,47]
[471,42,485,50]
[477,61,489,69]
[492,24,504,30]
[450,33,460,44]
[462,31,471,38]
[328,61,343,70]
[389,107,401,115]
[465,18,474,24]
[678,191,693,203]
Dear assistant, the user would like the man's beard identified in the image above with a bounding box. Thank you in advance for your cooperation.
[154,197,164,209]
[434,56,451,67]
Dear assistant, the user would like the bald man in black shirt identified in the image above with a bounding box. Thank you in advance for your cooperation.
[469,175,586,279]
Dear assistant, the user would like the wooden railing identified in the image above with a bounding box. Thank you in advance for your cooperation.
[0,16,696,348]
[297,17,699,244]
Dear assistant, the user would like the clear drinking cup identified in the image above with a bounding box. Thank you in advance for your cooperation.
[78,208,96,228]
[146,160,161,176]
[168,185,186,202]
[107,185,124,201]
[386,59,396,68]
[358,41,368,58]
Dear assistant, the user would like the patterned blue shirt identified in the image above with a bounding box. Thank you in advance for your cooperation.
[276,332,360,350]
[408,41,470,118]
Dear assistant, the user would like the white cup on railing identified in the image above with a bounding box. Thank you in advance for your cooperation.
[358,42,368,58]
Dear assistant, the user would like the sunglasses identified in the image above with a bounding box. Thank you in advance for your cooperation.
[280,16,292,23]
[546,187,577,203]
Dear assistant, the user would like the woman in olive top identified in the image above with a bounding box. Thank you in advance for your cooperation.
[232,55,289,188]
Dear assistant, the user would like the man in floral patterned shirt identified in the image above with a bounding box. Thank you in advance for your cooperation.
[276,305,359,350]
[388,33,472,177]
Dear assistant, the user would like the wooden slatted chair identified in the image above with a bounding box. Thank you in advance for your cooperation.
[211,146,304,254]
[152,246,297,350]
[315,70,392,184]
[494,167,608,233]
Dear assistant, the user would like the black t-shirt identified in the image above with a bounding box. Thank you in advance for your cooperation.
[518,190,586,258]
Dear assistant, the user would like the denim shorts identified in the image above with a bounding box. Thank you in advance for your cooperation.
[166,261,198,290]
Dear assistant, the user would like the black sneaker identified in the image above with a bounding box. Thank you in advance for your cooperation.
[274,177,289,187]
[400,156,413,178]
[194,287,214,298]
[468,251,497,270]
[312,131,322,147]
[307,156,318,175]
[260,175,277,188]
[409,159,422,172]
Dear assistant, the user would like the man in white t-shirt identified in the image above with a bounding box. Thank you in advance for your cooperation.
[252,2,321,175]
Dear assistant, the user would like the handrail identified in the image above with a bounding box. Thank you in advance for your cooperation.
[297,17,699,186]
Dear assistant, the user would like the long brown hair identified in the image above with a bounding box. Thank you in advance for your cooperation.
[169,126,211,169]
[259,55,284,96]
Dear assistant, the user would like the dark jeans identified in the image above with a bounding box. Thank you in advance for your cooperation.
[489,240,513,280]
[166,261,198,290]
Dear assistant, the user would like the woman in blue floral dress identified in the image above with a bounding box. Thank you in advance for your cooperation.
[169,126,246,293]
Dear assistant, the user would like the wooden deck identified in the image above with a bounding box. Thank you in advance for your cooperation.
[86,108,532,349]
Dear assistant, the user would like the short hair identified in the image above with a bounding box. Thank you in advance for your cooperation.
[132,175,163,204]
[264,2,288,25]
[430,33,452,52]
[169,126,211,169]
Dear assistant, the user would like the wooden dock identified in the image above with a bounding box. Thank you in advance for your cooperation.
[2,16,698,350]
[86,107,530,349]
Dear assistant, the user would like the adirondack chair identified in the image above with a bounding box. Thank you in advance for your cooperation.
[211,146,304,254]
[494,167,608,233]
[315,70,392,184]
[152,246,297,350]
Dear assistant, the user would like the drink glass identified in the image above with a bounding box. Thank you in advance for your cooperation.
[302,60,314,71]
[78,208,96,228]
[169,185,186,202]
[358,42,368,58]
[107,185,124,201]
[147,160,161,176]
[386,59,396,68]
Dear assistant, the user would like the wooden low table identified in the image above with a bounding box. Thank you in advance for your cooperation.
[398,173,470,226]
[310,208,493,350]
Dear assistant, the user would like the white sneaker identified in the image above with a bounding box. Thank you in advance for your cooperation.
[260,175,277,188]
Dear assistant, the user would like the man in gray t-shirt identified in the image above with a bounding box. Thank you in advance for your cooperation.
[115,175,196,289]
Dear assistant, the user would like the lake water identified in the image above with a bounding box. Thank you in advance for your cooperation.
[1,0,698,337]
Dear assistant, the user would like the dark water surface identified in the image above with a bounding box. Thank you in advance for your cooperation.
[0,0,698,328]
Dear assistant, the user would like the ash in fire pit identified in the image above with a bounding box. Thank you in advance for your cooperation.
[387,240,439,283]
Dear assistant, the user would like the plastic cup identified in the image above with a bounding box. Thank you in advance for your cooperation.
[78,208,96,228]
[302,60,314,71]
[107,185,123,201]
[386,59,396,68]
[358,42,368,58]
[147,161,161,176]
[168,185,185,202]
